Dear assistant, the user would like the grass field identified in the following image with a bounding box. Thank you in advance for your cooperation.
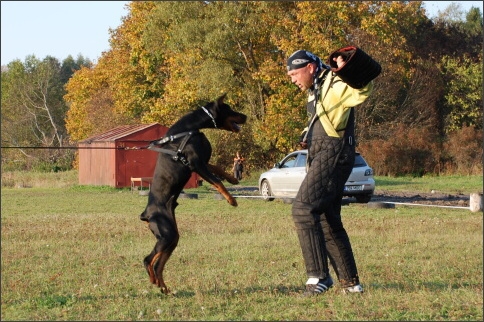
[1,171,483,321]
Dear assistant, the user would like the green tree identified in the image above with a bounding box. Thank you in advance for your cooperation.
[440,54,483,131]
[141,1,281,167]
[2,56,66,148]
[2,55,90,170]
[60,54,92,84]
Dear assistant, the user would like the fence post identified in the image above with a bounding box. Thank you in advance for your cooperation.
[469,193,483,212]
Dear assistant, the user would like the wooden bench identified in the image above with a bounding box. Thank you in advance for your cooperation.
[131,177,153,192]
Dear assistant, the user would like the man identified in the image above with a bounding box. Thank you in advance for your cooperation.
[233,151,245,180]
[286,48,380,296]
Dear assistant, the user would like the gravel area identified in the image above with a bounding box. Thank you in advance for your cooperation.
[369,190,470,207]
[225,186,473,208]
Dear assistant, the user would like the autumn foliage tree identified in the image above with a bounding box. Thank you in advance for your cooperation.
[65,1,160,141]
[61,1,482,175]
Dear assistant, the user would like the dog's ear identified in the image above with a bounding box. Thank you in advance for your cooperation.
[216,93,227,105]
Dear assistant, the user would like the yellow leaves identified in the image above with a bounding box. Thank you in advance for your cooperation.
[62,0,479,166]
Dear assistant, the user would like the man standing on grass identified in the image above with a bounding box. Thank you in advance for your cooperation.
[286,47,381,296]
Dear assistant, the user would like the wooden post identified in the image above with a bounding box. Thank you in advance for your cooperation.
[469,193,483,212]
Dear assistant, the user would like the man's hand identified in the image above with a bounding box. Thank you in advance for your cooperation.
[333,54,346,69]
[299,131,308,149]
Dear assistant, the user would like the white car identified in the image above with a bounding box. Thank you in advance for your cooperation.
[258,150,375,203]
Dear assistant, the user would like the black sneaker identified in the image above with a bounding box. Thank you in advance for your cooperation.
[303,276,334,296]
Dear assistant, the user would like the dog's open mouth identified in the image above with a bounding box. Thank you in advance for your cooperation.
[232,122,241,132]
[222,113,246,132]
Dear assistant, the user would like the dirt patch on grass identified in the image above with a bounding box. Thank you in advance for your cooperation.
[227,185,472,207]
[368,190,470,207]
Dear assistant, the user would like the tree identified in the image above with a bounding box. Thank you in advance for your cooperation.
[2,55,90,170]
[2,56,66,148]
[60,54,92,84]
[62,1,482,175]
[65,1,160,141]
[440,54,483,131]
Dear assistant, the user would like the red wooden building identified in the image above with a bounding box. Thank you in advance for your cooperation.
[78,123,199,189]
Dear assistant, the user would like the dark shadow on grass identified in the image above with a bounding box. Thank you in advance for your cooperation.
[62,280,479,303]
[173,284,303,297]
[366,280,479,291]
[169,290,196,298]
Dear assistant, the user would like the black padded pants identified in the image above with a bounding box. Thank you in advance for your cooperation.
[291,134,360,287]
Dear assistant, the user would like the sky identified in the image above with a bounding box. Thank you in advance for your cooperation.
[1,1,130,65]
[1,1,483,66]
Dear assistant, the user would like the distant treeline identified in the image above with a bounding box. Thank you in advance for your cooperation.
[1,1,482,175]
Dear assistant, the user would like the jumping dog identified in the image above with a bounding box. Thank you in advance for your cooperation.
[139,94,247,294]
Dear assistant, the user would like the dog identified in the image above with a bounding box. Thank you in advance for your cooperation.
[139,94,247,294]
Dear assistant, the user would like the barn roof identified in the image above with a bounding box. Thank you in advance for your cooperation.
[79,123,161,143]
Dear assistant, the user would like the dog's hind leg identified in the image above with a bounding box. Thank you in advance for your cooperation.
[144,238,178,294]
[144,249,174,294]
[153,249,176,294]
[144,250,160,285]
[144,196,180,294]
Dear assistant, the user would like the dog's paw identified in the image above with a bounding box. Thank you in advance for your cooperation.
[228,197,238,207]
[227,177,239,185]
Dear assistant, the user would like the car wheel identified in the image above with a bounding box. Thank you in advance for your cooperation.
[355,194,372,203]
[260,180,275,201]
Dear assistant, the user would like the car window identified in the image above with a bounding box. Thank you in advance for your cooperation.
[354,154,368,167]
[281,155,298,168]
[295,153,307,167]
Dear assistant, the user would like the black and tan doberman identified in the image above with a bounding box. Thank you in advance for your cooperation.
[139,94,247,294]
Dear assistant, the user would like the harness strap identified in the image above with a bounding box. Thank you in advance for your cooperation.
[149,131,194,146]
[147,130,199,166]
[302,70,333,144]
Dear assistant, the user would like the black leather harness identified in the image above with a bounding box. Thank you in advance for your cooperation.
[147,130,199,166]
[147,105,216,167]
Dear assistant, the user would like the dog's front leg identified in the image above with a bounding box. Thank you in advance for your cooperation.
[196,164,238,206]
[212,182,238,207]
[207,164,239,185]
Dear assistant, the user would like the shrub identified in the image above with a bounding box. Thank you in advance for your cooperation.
[358,124,441,176]
[443,125,483,175]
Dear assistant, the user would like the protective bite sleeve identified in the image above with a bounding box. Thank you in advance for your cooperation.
[328,46,381,89]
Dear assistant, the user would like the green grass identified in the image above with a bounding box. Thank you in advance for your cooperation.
[2,170,482,194]
[373,175,483,194]
[1,171,483,320]
[236,170,483,195]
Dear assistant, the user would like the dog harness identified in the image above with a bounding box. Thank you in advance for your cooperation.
[147,130,199,166]
[146,105,217,166]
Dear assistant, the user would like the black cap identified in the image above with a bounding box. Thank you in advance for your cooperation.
[287,50,319,71]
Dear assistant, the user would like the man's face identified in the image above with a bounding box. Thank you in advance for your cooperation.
[287,63,315,91]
